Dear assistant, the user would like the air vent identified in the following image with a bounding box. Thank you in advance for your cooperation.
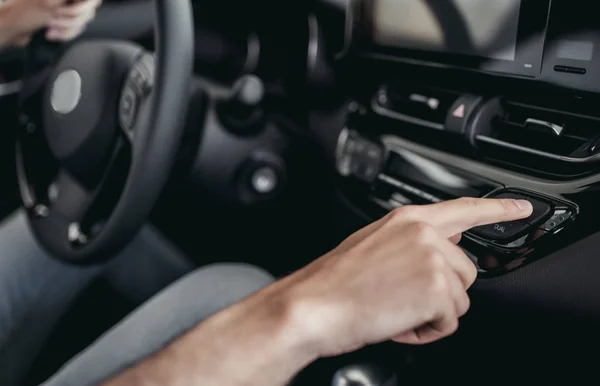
[474,98,600,178]
[373,83,460,130]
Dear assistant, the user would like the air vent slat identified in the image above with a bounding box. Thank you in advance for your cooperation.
[475,98,600,178]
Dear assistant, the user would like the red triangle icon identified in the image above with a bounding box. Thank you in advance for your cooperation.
[452,104,465,119]
[452,104,466,119]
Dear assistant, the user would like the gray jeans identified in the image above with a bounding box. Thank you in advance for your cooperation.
[0,211,274,386]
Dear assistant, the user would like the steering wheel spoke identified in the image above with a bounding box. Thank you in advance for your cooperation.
[50,170,95,223]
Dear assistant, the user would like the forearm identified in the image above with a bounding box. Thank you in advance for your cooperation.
[0,4,12,48]
[103,278,318,386]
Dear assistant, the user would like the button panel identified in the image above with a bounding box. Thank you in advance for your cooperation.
[445,95,482,134]
[341,135,384,183]
[540,209,572,232]
[470,191,553,243]
[471,220,531,242]
[468,189,575,248]
[492,192,553,226]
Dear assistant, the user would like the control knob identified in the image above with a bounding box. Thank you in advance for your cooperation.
[336,129,384,183]
[332,363,398,386]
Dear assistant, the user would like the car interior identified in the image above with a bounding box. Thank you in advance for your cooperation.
[2,0,600,384]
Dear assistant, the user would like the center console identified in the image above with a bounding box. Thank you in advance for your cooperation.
[332,1,600,277]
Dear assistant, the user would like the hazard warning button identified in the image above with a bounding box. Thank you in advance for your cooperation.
[445,95,482,134]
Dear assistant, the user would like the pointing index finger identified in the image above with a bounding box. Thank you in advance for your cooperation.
[421,197,533,238]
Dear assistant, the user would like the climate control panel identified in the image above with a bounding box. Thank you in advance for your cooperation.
[335,127,580,277]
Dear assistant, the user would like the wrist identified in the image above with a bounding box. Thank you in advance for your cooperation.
[250,280,321,366]
[276,271,345,359]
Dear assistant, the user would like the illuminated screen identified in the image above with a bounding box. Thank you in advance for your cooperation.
[372,0,522,61]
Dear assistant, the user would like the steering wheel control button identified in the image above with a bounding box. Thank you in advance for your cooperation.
[445,94,482,134]
[120,54,155,134]
[471,220,531,242]
[119,86,139,132]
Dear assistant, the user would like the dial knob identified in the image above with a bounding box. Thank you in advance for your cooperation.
[332,363,398,386]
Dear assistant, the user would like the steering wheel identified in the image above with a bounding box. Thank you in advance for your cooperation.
[15,0,194,264]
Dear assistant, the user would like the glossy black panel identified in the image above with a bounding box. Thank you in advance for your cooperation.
[336,127,600,277]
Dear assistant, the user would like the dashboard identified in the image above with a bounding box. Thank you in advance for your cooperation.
[126,0,600,322]
[4,0,600,316]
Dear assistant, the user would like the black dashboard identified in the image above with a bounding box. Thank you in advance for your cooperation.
[303,0,600,319]
[126,0,600,322]
[304,2,600,378]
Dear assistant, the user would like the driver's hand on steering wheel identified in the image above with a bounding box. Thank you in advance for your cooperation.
[46,0,102,42]
[0,0,101,47]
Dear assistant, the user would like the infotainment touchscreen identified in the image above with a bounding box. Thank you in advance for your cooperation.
[363,0,551,77]
[373,0,522,61]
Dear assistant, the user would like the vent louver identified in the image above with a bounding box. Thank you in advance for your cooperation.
[474,98,600,178]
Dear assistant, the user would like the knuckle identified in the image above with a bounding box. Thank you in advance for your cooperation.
[421,247,446,271]
[411,222,437,244]
[388,205,418,222]
[458,293,471,317]
[425,270,450,296]
[445,318,460,336]
[466,262,478,286]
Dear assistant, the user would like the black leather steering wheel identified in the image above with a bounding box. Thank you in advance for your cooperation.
[16,0,194,264]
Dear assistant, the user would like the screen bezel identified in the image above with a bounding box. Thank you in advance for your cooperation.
[357,0,551,78]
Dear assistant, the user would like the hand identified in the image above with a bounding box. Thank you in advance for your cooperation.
[286,197,533,357]
[46,0,102,41]
[0,0,62,47]
[0,0,100,47]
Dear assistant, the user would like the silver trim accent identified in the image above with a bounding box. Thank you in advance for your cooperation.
[371,94,445,131]
[475,135,600,164]
[243,32,260,74]
[525,118,564,136]
[0,80,22,97]
[334,0,355,60]
[335,127,352,176]
[307,14,320,77]
[68,222,88,244]
[15,142,35,209]
[378,174,442,203]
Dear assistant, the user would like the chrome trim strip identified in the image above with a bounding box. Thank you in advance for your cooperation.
[243,32,261,74]
[307,14,320,76]
[525,118,564,136]
[0,80,22,97]
[475,135,600,164]
[371,95,445,131]
[334,0,355,60]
